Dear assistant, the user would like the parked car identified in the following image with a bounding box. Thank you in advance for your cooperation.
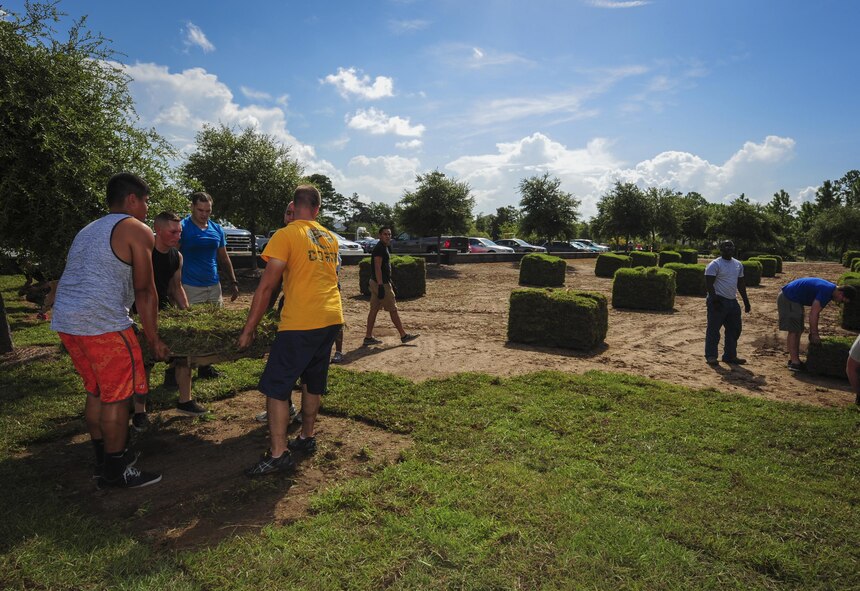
[495,238,546,253]
[357,237,379,253]
[219,221,255,268]
[468,238,515,254]
[332,232,363,253]
[391,233,469,253]
[574,239,610,252]
[541,241,589,253]
[569,240,602,252]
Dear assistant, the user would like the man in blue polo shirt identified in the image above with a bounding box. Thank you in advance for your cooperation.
[778,277,856,371]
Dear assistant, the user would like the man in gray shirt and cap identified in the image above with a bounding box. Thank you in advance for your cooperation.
[704,240,751,366]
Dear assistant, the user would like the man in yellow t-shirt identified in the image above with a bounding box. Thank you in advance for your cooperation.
[238,185,344,477]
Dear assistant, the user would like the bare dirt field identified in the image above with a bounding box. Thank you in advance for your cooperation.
[313,258,857,408]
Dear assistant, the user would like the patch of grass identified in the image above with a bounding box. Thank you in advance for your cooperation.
[1,361,859,589]
[0,274,60,347]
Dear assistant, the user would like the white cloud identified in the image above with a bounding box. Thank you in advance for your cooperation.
[588,0,650,8]
[396,139,423,150]
[240,86,272,101]
[389,19,430,33]
[346,108,425,137]
[431,42,532,69]
[323,67,394,100]
[342,155,421,202]
[183,22,215,53]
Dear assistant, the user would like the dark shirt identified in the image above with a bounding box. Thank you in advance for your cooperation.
[152,247,180,310]
[371,241,391,284]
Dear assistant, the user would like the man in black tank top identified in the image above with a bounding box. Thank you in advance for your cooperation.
[132,213,207,432]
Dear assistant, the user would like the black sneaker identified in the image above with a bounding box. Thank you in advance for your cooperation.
[289,403,302,424]
[131,412,150,433]
[788,361,806,372]
[363,337,383,346]
[723,357,747,365]
[176,400,208,416]
[93,449,139,479]
[401,333,420,344]
[163,367,178,390]
[98,465,161,489]
[197,365,221,379]
[287,435,317,454]
[245,450,295,477]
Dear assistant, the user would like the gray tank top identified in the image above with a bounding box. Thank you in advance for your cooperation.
[51,214,136,335]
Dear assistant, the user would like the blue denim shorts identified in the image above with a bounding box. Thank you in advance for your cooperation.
[258,324,341,400]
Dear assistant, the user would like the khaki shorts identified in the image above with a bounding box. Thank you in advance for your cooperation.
[777,291,804,333]
[183,283,223,306]
[369,279,397,312]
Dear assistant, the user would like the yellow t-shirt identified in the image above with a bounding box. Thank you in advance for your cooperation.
[261,220,344,331]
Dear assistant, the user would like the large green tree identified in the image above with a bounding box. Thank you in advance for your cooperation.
[706,197,774,254]
[0,2,180,278]
[594,182,649,250]
[182,124,303,251]
[518,173,580,243]
[645,187,682,246]
[305,173,347,228]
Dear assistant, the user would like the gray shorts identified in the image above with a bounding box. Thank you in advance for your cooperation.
[777,291,804,333]
[183,283,223,306]
[850,335,860,362]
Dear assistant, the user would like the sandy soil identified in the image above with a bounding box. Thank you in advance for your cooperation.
[318,258,857,408]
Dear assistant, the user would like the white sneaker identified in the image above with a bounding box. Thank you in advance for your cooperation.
[332,351,344,363]
[255,410,268,423]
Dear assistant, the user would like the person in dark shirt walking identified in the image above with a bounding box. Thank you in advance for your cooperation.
[363,226,419,346]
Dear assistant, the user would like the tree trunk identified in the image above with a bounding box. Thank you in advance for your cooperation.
[0,292,13,354]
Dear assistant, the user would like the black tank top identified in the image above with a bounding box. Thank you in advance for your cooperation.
[152,247,180,310]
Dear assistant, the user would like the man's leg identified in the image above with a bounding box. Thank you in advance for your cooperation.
[100,400,131,454]
[266,397,292,457]
[85,394,103,440]
[365,306,380,339]
[176,366,192,404]
[388,309,407,338]
[722,301,742,361]
[704,299,722,361]
[300,390,322,438]
[788,332,801,364]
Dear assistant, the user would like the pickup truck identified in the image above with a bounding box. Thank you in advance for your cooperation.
[391,233,470,254]
[220,221,255,269]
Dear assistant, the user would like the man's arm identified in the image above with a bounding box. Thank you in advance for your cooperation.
[216,246,239,301]
[373,255,385,298]
[808,300,823,343]
[168,252,189,310]
[705,274,720,306]
[237,258,285,350]
[737,276,751,313]
[125,221,169,360]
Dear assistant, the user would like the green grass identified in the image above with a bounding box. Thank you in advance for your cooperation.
[1,358,858,590]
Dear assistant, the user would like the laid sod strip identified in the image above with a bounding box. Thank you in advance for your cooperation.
[4,366,858,590]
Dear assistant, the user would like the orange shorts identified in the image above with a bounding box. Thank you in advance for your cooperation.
[59,326,148,403]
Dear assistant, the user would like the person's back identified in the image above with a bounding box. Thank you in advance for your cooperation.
[782,278,836,307]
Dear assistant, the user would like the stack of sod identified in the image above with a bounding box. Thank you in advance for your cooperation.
[679,249,699,264]
[750,256,777,278]
[741,260,762,287]
[768,254,784,273]
[359,255,427,298]
[519,253,566,287]
[663,262,706,296]
[658,250,682,267]
[805,336,855,379]
[508,288,608,349]
[838,272,860,330]
[595,253,632,278]
[852,259,860,273]
[841,250,860,267]
[612,266,676,311]
[147,305,277,358]
[629,251,658,267]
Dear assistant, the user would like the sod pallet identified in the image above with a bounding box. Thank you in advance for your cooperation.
[838,272,860,330]
[679,249,699,264]
[741,260,762,287]
[629,251,658,267]
[663,262,706,296]
[805,336,855,379]
[658,251,682,267]
[842,250,860,267]
[595,253,632,278]
[508,288,607,350]
[750,256,777,278]
[852,259,860,273]
[612,267,676,311]
[519,253,566,287]
[359,255,426,298]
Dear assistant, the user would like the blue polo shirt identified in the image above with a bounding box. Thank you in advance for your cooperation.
[781,278,836,307]
[179,216,226,287]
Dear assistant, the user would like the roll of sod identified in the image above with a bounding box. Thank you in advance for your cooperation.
[838,272,860,330]
[629,251,658,267]
[768,254,783,273]
[806,336,855,379]
[359,255,426,298]
[662,262,706,296]
[612,266,676,311]
[595,253,632,278]
[841,250,860,267]
[679,249,699,264]
[750,256,777,278]
[852,259,860,273]
[508,288,608,349]
[658,250,682,267]
[741,260,762,287]
[519,253,566,287]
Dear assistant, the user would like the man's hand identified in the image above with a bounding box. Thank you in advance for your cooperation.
[237,328,256,351]
[229,282,239,302]
[744,301,751,314]
[150,337,170,361]
[377,284,385,299]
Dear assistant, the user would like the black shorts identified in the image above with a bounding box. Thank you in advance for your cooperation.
[258,324,341,400]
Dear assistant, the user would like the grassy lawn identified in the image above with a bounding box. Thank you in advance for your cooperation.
[1,275,858,589]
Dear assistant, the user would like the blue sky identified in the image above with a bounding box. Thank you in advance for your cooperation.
[11,0,860,217]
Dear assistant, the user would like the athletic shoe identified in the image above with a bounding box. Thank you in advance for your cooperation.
[705,357,719,366]
[723,357,747,365]
[176,400,208,416]
[287,435,317,454]
[363,337,383,346]
[289,403,302,424]
[788,361,806,372]
[162,367,178,390]
[245,450,295,477]
[401,333,420,344]
[332,351,344,363]
[98,465,161,489]
[197,365,221,379]
[255,410,268,423]
[93,449,139,479]
[131,412,150,433]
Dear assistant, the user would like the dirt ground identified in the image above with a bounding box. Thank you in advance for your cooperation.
[303,258,857,408]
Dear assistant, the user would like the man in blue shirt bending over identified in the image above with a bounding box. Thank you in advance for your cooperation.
[777,277,855,371]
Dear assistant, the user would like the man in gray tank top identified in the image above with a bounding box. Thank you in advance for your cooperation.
[52,172,169,489]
